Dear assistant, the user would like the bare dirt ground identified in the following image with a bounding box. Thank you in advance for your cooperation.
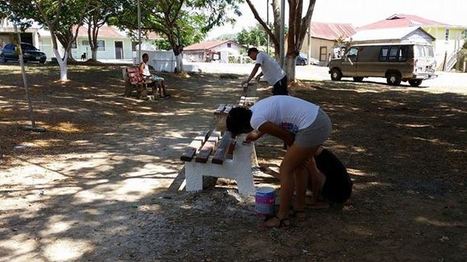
[0,64,466,261]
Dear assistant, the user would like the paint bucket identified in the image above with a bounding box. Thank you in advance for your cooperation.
[255,187,276,216]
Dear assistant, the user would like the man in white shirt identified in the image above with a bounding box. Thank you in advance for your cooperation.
[242,47,288,95]
[139,53,170,98]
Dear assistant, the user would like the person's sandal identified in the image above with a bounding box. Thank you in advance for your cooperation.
[289,209,306,222]
[263,215,290,228]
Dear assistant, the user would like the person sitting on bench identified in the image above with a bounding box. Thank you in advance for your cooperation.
[226,95,332,228]
[139,53,170,98]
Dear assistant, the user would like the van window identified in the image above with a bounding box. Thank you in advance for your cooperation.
[388,46,399,62]
[398,46,408,62]
[425,46,434,57]
[415,45,425,57]
[414,45,433,58]
[379,47,389,61]
[346,47,358,57]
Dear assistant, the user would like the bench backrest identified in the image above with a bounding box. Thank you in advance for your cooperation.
[181,130,235,165]
[238,96,258,107]
[214,104,234,115]
[126,67,144,85]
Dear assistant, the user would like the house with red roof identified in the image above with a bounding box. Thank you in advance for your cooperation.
[0,19,162,62]
[184,40,244,63]
[39,25,162,61]
[357,14,466,70]
[300,22,356,65]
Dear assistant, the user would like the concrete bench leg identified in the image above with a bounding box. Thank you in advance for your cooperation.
[185,162,203,192]
[184,141,256,196]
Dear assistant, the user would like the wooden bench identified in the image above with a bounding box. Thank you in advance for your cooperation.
[238,96,258,107]
[180,130,256,196]
[123,67,161,99]
[123,67,146,98]
[213,97,258,132]
[213,104,234,132]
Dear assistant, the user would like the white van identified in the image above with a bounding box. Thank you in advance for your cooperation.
[328,43,437,86]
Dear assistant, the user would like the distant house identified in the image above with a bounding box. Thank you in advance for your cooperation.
[358,14,467,70]
[0,19,41,48]
[301,22,356,65]
[184,40,244,63]
[349,26,435,45]
[40,26,162,61]
[0,19,162,61]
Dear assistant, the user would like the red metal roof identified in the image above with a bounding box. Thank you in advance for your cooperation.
[184,40,233,51]
[73,25,126,38]
[359,14,448,30]
[310,22,356,40]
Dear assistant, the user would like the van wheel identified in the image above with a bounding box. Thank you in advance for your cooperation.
[408,79,423,87]
[386,72,401,86]
[353,77,364,82]
[330,68,342,81]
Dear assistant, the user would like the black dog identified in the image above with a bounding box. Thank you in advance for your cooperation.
[315,148,352,204]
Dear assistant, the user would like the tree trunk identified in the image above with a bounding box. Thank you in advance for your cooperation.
[173,45,184,73]
[67,51,75,62]
[285,55,295,81]
[53,48,68,81]
[91,47,98,61]
[175,54,183,73]
[272,0,281,61]
[283,0,316,81]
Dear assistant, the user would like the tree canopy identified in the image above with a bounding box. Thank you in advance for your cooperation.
[112,0,242,72]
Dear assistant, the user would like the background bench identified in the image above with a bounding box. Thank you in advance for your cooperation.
[122,67,161,99]
[180,130,256,196]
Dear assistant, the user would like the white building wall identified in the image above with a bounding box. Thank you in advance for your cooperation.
[403,30,433,44]
[212,42,243,63]
[39,36,134,61]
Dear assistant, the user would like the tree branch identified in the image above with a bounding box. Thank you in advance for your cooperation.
[245,0,279,48]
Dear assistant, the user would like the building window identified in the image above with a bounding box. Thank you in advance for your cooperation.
[445,28,449,41]
[97,40,105,51]
[227,43,232,48]
[82,40,89,46]
[319,46,327,62]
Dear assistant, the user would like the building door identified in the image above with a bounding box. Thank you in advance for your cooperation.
[115,41,123,59]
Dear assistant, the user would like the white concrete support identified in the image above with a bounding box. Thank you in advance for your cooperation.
[185,140,256,196]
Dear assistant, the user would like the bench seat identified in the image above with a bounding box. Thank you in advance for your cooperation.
[181,130,256,195]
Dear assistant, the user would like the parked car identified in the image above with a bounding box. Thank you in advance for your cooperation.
[328,43,436,87]
[308,57,320,65]
[0,43,47,64]
[296,54,308,66]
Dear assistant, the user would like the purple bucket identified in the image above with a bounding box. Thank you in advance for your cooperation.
[255,187,276,216]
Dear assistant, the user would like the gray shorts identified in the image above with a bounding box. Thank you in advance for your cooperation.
[294,108,332,148]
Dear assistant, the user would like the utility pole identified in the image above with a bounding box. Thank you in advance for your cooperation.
[137,0,142,64]
[266,0,270,55]
[14,21,45,132]
[279,0,285,68]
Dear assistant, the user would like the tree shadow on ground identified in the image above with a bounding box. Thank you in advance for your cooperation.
[0,65,466,260]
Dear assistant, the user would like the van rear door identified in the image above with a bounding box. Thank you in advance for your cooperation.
[413,45,436,76]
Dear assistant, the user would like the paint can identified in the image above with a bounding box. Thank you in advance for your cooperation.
[255,187,276,216]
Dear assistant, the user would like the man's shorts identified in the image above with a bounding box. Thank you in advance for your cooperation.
[294,108,332,148]
[272,76,288,95]
[144,75,164,82]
